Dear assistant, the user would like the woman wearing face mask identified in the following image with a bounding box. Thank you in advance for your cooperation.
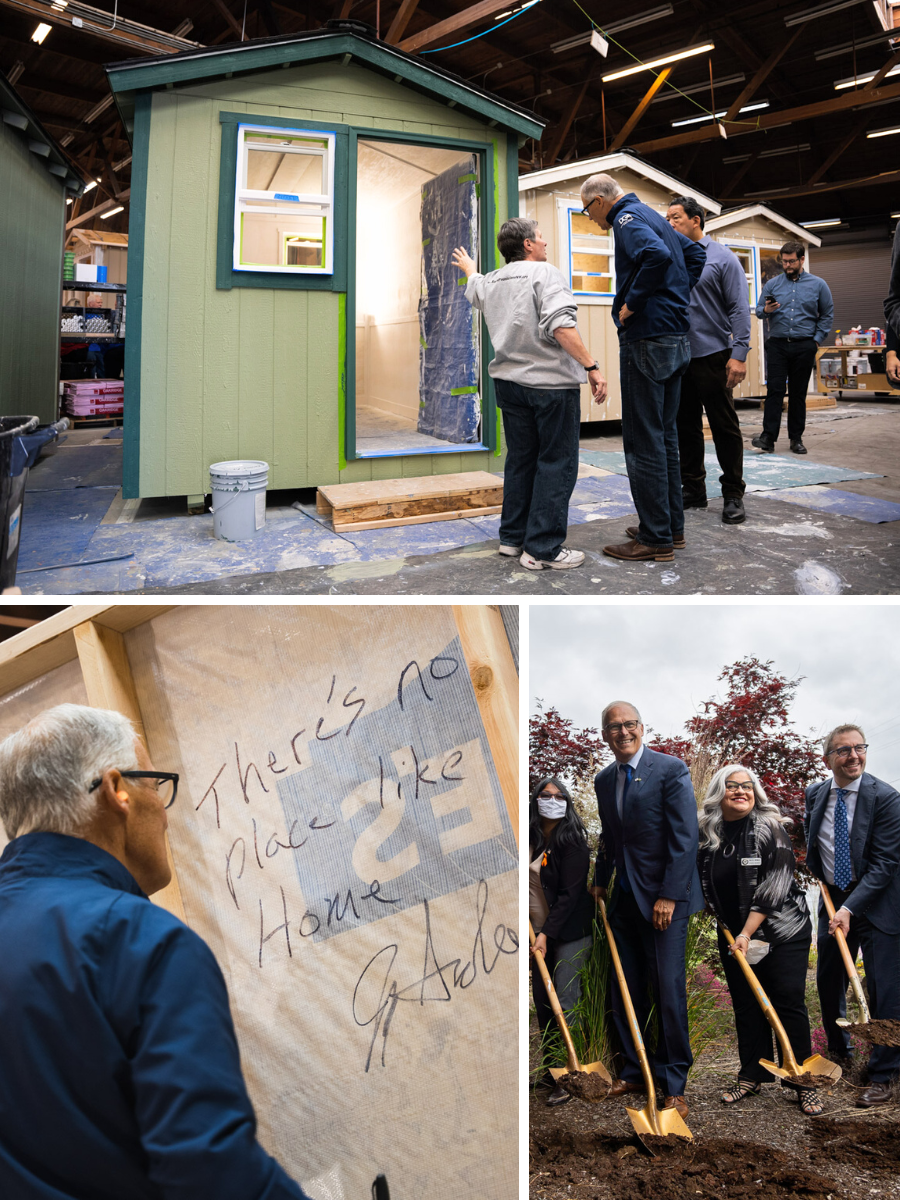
[529,776,595,1107]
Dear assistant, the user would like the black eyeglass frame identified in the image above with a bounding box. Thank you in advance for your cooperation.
[603,720,641,733]
[89,771,179,809]
[580,197,600,218]
[826,743,869,759]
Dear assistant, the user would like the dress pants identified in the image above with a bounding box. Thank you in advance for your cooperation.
[532,934,592,1043]
[677,348,745,501]
[816,884,900,1082]
[718,927,812,1084]
[608,887,692,1096]
[762,337,818,443]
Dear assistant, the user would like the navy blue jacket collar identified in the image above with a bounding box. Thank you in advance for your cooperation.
[0,831,147,898]
[608,191,638,224]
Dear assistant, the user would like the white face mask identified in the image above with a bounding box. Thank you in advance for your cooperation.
[537,797,567,819]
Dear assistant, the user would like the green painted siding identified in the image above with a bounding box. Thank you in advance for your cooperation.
[0,123,64,423]
[136,63,510,495]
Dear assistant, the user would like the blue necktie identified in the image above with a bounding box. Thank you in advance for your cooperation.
[617,765,633,893]
[833,787,852,891]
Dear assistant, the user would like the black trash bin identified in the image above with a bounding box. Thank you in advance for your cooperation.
[1,415,40,591]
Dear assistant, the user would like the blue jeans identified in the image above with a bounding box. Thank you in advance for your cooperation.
[620,335,691,547]
[494,379,581,560]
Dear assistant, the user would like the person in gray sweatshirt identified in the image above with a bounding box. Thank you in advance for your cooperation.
[452,219,606,571]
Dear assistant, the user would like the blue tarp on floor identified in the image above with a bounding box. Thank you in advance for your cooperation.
[17,486,117,571]
[757,486,900,523]
[26,445,123,490]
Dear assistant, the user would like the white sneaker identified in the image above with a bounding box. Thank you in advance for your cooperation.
[519,548,585,570]
[498,544,522,556]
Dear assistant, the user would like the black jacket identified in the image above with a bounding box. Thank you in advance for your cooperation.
[698,813,810,945]
[531,827,594,943]
[885,219,900,345]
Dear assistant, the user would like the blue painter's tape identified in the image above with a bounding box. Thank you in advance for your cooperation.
[274,192,300,201]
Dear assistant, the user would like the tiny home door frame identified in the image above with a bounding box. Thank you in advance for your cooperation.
[345,127,499,463]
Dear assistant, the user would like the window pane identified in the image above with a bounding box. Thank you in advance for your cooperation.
[570,211,602,237]
[246,148,325,195]
[573,274,612,293]
[239,211,325,268]
[573,252,609,273]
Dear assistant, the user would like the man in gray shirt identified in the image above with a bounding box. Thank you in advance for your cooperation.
[452,219,606,570]
[752,241,833,454]
[667,197,752,525]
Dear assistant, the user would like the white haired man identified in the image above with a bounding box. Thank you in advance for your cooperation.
[0,703,312,1200]
[581,175,706,562]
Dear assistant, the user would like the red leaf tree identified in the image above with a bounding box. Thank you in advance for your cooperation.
[528,700,607,794]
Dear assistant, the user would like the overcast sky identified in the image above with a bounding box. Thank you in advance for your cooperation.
[530,603,900,787]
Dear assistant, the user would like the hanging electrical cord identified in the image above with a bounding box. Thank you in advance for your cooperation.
[421,0,544,53]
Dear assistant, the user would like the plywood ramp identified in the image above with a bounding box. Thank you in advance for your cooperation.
[317,470,503,531]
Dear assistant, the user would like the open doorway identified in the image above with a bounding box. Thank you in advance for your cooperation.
[354,139,483,458]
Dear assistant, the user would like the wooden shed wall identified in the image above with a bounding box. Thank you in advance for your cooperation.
[0,123,64,424]
[133,64,510,498]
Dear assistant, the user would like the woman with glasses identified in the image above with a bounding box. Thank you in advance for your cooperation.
[698,765,820,1115]
[529,776,595,1107]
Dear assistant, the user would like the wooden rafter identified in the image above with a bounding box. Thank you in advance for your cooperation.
[545,75,591,167]
[722,23,807,121]
[386,0,421,44]
[725,166,900,204]
[720,149,761,198]
[0,0,199,56]
[610,66,674,152]
[209,0,246,40]
[66,190,130,231]
[399,0,530,55]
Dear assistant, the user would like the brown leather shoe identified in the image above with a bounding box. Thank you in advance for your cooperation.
[856,1082,894,1108]
[607,1078,645,1097]
[546,1083,573,1107]
[603,538,675,563]
[626,525,686,550]
[664,1095,689,1118]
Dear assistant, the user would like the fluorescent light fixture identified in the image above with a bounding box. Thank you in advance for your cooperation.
[801,218,842,227]
[785,0,868,26]
[671,101,768,127]
[603,42,715,83]
[603,4,674,35]
[653,72,745,104]
[31,22,52,43]
[495,0,537,15]
[815,29,899,60]
[82,180,97,193]
[51,0,68,9]
[100,205,124,219]
[867,124,900,137]
[66,197,72,204]
[493,8,513,18]
[892,211,900,219]
[835,64,900,88]
[722,142,810,162]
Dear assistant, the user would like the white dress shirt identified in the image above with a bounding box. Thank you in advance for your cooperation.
[615,744,645,820]
[818,775,862,888]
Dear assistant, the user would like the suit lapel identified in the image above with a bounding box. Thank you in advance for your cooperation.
[808,779,831,860]
[622,748,653,823]
[850,773,873,867]
[599,764,621,834]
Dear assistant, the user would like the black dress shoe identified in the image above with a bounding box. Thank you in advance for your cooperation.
[751,434,775,452]
[682,493,708,509]
[722,497,746,524]
[546,1084,572,1107]
[856,1081,893,1108]
[790,439,808,454]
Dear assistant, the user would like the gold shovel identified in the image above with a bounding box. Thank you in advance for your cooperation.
[720,925,842,1085]
[528,921,611,1089]
[819,882,870,1029]
[596,899,692,1142]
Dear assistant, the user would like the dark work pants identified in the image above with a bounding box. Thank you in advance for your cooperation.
[609,888,692,1096]
[532,933,592,1043]
[494,379,581,560]
[762,337,818,443]
[677,348,745,501]
[718,928,812,1084]
[816,887,900,1082]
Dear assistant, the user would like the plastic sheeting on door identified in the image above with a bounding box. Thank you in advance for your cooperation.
[418,156,481,443]
[125,606,518,1200]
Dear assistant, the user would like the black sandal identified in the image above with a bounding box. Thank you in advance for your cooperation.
[798,1087,823,1116]
[721,1080,762,1104]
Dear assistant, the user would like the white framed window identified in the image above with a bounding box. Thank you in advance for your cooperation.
[557,200,615,304]
[233,123,335,274]
[720,239,760,309]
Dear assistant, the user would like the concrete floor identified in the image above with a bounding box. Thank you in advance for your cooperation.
[119,398,900,598]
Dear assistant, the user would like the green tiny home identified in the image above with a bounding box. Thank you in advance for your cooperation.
[0,71,83,424]
[106,22,543,501]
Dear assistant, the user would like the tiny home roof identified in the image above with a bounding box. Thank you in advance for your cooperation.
[106,20,545,142]
[705,204,821,248]
[519,150,720,216]
[1,70,86,194]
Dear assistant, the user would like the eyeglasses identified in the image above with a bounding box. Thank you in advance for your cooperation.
[580,198,599,217]
[89,771,179,809]
[538,792,564,801]
[724,782,755,793]
[828,744,868,758]
[604,721,640,734]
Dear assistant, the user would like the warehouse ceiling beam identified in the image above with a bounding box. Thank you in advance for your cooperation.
[0,0,201,56]
[65,188,130,231]
[257,0,282,36]
[722,22,807,120]
[720,148,761,196]
[544,74,590,166]
[804,50,900,186]
[400,0,533,54]
[386,0,421,44]
[725,165,900,203]
[610,65,675,150]
[331,0,356,18]
[632,77,900,153]
[15,73,105,106]
[209,0,246,40]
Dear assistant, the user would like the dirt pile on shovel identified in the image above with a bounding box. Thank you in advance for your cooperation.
[850,1019,900,1047]
[556,1071,611,1102]
[809,1119,900,1173]
[778,1072,832,1087]
[530,1128,846,1200]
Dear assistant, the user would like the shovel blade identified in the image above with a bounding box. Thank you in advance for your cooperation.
[625,1102,692,1141]
[760,1054,842,1083]
[549,1059,612,1082]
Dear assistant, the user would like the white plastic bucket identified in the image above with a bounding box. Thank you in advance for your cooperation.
[209,460,269,542]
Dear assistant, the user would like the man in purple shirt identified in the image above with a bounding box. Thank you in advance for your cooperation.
[667,197,752,525]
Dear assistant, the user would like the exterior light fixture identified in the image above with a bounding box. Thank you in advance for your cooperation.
[602,43,715,84]
[31,22,52,43]
[101,205,124,219]
[671,101,768,128]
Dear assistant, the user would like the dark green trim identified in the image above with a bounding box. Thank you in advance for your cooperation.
[338,292,347,472]
[216,112,349,291]
[122,91,151,499]
[344,127,358,461]
[106,34,544,140]
[506,135,520,220]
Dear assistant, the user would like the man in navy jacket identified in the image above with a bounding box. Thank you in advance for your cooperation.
[581,174,706,562]
[589,702,702,1117]
[804,724,900,1107]
[0,703,312,1200]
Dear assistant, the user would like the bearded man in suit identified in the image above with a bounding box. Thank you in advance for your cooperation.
[589,702,702,1117]
[805,724,900,1107]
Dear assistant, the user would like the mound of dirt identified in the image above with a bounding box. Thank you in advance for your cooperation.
[809,1118,900,1172]
[779,1072,835,1088]
[851,1019,900,1047]
[556,1071,611,1102]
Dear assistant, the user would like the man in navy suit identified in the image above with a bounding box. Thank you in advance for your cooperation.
[589,702,702,1117]
[805,724,900,1107]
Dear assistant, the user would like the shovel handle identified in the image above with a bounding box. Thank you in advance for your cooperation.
[819,882,870,1022]
[720,925,803,1075]
[529,921,582,1072]
[596,899,660,1127]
